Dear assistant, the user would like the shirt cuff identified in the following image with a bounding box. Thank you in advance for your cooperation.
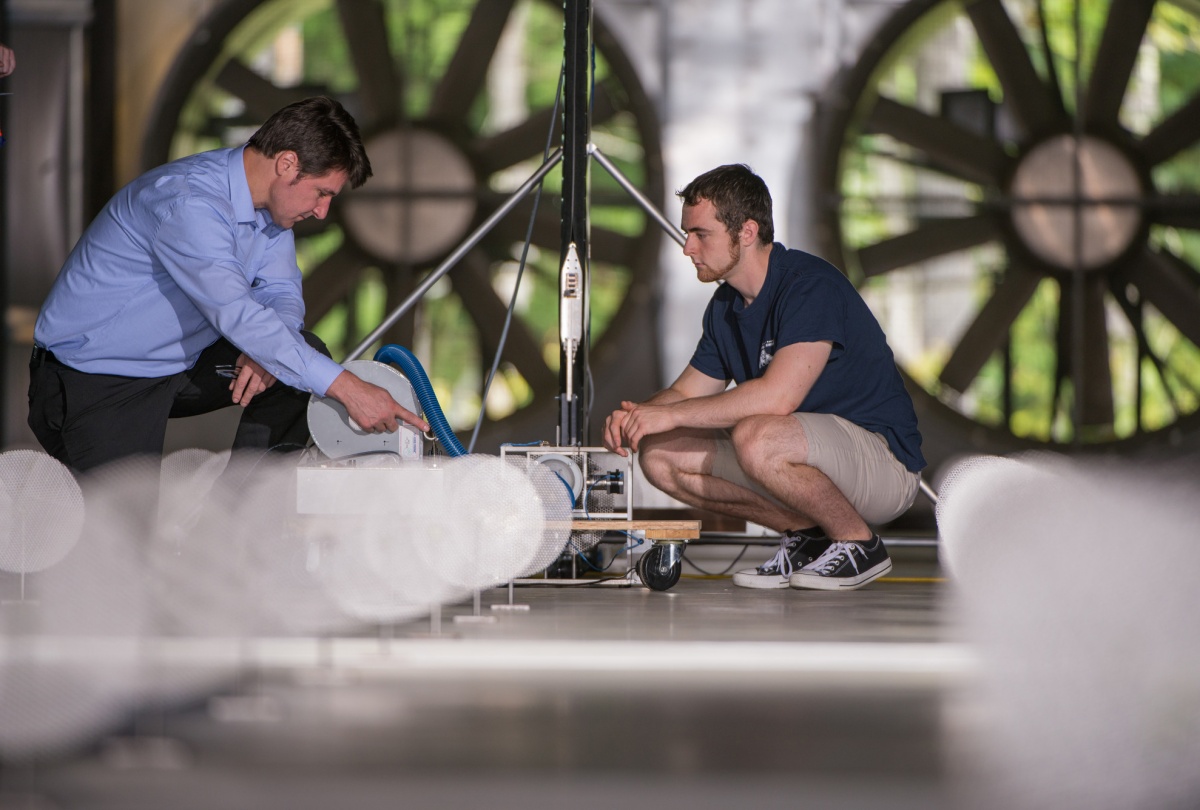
[307,354,344,398]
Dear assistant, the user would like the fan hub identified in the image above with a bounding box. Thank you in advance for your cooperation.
[1009,134,1143,272]
[341,128,478,265]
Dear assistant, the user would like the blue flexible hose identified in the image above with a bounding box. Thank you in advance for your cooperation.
[373,344,466,457]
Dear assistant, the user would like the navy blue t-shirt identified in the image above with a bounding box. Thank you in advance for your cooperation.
[689,243,925,472]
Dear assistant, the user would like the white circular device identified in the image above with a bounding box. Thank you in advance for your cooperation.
[308,360,424,459]
[531,453,583,504]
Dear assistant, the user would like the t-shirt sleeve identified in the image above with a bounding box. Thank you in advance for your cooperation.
[688,297,729,380]
[775,276,847,360]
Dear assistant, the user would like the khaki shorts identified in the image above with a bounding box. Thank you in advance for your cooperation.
[710,412,920,526]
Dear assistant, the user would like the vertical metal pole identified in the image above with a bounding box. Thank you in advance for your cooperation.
[559,0,590,446]
[0,0,8,447]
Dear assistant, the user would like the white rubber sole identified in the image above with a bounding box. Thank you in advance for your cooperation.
[789,558,892,591]
[731,568,790,589]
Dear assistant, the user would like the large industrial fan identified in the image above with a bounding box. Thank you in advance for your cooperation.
[142,0,664,449]
[813,0,1200,461]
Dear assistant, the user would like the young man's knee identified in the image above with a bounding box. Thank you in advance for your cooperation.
[730,415,780,466]
[636,434,676,487]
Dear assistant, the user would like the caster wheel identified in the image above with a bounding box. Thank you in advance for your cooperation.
[637,544,681,592]
[634,550,649,583]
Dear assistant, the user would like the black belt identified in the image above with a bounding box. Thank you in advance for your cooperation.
[30,345,58,367]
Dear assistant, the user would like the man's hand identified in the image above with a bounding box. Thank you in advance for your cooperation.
[617,400,679,453]
[603,407,632,457]
[229,353,277,407]
[604,399,680,455]
[0,44,14,78]
[325,369,430,435]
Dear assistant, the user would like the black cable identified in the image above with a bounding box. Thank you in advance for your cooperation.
[467,58,567,453]
[573,535,643,572]
[582,39,597,438]
[681,545,751,577]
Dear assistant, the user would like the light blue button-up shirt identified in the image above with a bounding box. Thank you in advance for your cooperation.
[34,146,343,396]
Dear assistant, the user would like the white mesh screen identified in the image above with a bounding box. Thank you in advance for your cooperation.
[518,461,574,577]
[0,450,83,573]
[406,455,546,589]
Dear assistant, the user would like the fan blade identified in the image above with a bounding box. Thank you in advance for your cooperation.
[450,249,557,392]
[1150,194,1200,230]
[1084,0,1155,128]
[487,200,638,267]
[857,215,999,278]
[336,0,402,125]
[1119,248,1200,348]
[1108,275,1182,427]
[1142,93,1200,167]
[474,80,618,174]
[866,96,1011,186]
[214,60,312,120]
[378,265,418,349]
[475,106,562,175]
[490,201,561,251]
[587,226,640,268]
[964,0,1067,138]
[1059,276,1115,426]
[590,78,621,126]
[427,0,518,124]
[939,262,1042,394]
[302,241,375,322]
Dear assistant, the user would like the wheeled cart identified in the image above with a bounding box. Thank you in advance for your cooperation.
[570,519,701,591]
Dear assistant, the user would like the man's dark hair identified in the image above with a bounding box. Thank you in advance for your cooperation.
[676,164,774,245]
[248,96,372,189]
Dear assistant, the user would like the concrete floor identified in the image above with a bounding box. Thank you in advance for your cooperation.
[0,541,975,809]
[6,455,1198,809]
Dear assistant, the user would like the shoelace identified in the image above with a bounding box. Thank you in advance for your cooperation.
[759,538,799,577]
[807,541,866,576]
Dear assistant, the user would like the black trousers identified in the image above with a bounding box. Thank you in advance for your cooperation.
[27,333,330,473]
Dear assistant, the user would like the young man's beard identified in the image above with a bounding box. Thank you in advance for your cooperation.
[698,238,741,283]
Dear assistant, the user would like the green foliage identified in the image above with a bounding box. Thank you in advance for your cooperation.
[836,0,1200,444]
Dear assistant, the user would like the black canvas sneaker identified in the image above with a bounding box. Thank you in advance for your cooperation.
[731,528,831,589]
[789,535,892,591]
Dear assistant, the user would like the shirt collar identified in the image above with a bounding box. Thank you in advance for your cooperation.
[229,145,283,234]
[228,146,257,224]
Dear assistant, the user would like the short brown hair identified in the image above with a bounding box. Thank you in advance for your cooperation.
[248,96,372,189]
[677,164,773,245]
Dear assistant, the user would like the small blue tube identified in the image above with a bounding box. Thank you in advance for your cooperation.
[373,344,466,457]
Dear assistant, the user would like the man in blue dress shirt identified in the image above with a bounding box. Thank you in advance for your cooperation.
[28,96,429,472]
